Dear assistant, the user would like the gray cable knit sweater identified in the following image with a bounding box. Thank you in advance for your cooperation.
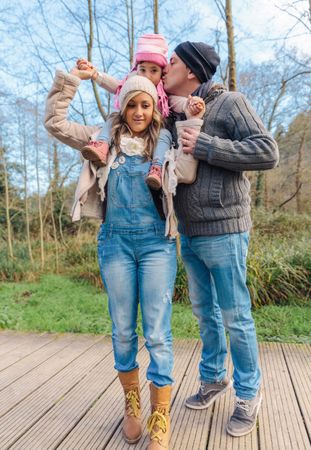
[170,87,279,236]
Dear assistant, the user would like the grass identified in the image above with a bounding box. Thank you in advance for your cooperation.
[0,274,310,343]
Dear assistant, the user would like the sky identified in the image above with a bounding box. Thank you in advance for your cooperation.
[185,0,310,62]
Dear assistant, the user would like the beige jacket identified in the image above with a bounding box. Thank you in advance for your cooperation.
[44,70,177,236]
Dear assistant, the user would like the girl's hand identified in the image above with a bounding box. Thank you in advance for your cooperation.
[70,66,95,80]
[185,95,206,119]
[76,58,98,80]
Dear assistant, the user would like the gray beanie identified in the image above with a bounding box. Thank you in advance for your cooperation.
[174,42,220,83]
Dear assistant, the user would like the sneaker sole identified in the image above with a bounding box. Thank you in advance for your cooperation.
[81,149,107,166]
[226,394,262,437]
[185,379,233,410]
[146,178,161,190]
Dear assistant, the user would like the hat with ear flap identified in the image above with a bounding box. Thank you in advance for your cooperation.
[174,42,220,83]
[118,75,158,109]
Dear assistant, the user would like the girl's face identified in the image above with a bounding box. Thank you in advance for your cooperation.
[124,92,154,136]
[136,62,162,86]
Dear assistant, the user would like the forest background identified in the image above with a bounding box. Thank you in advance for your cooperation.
[0,0,310,337]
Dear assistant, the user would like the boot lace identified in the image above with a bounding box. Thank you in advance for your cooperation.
[125,389,140,417]
[147,410,167,442]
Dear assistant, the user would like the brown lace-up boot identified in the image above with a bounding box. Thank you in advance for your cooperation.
[147,384,172,450]
[118,368,142,443]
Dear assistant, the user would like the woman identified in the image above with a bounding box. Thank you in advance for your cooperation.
[45,70,177,450]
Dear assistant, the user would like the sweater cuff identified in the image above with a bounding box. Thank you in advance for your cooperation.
[193,132,213,161]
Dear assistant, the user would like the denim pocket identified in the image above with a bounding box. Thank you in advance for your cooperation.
[110,171,153,208]
[239,232,249,261]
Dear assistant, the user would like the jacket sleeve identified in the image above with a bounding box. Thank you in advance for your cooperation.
[193,92,279,172]
[95,72,121,93]
[44,70,100,150]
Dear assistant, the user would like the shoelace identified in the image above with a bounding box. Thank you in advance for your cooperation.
[235,399,250,413]
[149,165,162,177]
[125,389,140,417]
[88,140,102,147]
[147,411,167,442]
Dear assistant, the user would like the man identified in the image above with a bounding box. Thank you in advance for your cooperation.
[163,42,279,437]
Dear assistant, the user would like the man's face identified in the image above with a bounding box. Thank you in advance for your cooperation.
[162,52,190,95]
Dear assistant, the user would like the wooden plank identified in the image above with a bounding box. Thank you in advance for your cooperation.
[58,342,150,450]
[0,332,41,357]
[0,337,111,448]
[0,333,57,371]
[11,340,146,449]
[282,343,311,441]
[0,335,94,416]
[170,341,213,450]
[258,343,310,450]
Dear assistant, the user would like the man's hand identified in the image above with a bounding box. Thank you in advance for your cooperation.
[181,128,200,154]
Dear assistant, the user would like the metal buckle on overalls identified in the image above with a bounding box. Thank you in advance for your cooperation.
[111,161,119,169]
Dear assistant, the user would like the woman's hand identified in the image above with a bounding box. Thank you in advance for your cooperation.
[76,58,98,80]
[69,58,98,80]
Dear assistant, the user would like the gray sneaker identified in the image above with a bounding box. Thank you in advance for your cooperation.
[226,391,262,437]
[185,377,233,410]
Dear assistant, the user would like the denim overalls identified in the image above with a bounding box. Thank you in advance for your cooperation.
[97,151,177,387]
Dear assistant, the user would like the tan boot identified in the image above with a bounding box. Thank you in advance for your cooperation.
[118,368,142,444]
[147,384,172,450]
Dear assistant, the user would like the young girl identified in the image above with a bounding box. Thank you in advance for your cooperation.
[45,71,177,450]
[77,33,205,189]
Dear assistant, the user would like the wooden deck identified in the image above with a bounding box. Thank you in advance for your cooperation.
[0,331,310,450]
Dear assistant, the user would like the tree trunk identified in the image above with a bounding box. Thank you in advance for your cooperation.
[296,128,306,213]
[153,0,159,33]
[125,0,134,67]
[225,0,237,91]
[20,119,33,263]
[35,95,45,268]
[1,148,14,259]
[48,144,59,272]
[87,0,107,120]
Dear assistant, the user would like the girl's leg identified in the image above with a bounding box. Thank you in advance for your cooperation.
[82,119,112,166]
[97,230,139,372]
[97,230,142,443]
[146,128,172,190]
[136,231,176,450]
[137,232,177,387]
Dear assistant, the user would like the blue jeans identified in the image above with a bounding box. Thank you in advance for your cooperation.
[98,224,177,387]
[181,232,261,399]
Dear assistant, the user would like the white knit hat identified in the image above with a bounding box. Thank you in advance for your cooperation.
[118,75,158,109]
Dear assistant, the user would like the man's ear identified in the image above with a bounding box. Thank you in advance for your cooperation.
[187,70,197,81]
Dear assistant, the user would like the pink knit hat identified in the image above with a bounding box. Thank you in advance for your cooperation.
[134,34,168,68]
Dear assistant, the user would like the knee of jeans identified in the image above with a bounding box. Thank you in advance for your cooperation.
[145,331,172,349]
[221,308,255,332]
[113,330,136,344]
[221,308,237,330]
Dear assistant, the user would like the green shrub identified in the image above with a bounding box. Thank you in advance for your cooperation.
[1,211,310,307]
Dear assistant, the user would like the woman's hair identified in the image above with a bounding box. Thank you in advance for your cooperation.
[109,91,163,160]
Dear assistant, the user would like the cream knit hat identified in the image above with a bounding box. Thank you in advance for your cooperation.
[118,75,158,109]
